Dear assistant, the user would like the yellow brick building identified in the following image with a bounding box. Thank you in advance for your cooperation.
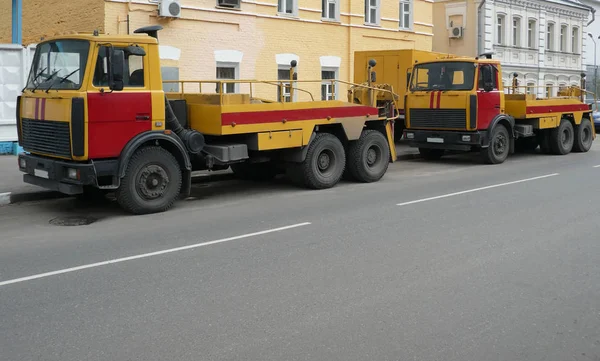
[1,0,434,101]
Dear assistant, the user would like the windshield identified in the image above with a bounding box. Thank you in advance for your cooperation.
[410,61,476,91]
[25,40,90,91]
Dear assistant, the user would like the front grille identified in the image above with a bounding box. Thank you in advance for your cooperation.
[21,119,71,158]
[409,109,467,129]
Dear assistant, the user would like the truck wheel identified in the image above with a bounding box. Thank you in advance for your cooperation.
[549,118,574,155]
[573,118,593,153]
[346,129,390,183]
[230,161,279,181]
[287,132,345,189]
[116,146,182,215]
[419,148,444,160]
[481,124,509,164]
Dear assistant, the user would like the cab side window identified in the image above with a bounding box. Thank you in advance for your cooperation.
[92,46,145,88]
[478,65,498,90]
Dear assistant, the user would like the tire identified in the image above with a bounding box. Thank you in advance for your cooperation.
[419,148,444,160]
[230,161,279,181]
[116,146,182,215]
[573,118,593,153]
[286,132,346,189]
[549,118,574,155]
[481,124,510,164]
[346,129,390,183]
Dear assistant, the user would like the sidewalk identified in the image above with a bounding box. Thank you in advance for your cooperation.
[0,141,420,206]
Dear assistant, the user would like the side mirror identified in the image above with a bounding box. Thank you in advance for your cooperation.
[107,47,125,91]
[125,45,146,57]
[482,66,494,92]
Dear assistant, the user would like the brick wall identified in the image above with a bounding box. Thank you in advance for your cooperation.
[104,0,433,101]
[0,0,105,45]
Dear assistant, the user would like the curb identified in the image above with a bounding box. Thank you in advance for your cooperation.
[0,190,67,206]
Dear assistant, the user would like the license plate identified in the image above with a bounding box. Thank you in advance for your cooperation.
[34,169,49,179]
[427,137,444,144]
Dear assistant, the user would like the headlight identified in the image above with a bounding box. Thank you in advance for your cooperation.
[67,168,79,180]
[405,132,414,139]
[19,158,26,168]
[462,135,471,142]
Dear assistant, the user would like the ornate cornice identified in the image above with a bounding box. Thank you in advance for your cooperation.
[493,0,590,17]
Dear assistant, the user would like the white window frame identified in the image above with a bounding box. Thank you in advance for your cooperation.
[512,16,521,47]
[399,0,413,31]
[365,0,381,26]
[322,0,339,21]
[321,67,339,100]
[527,19,536,48]
[560,24,568,52]
[572,26,579,53]
[216,62,240,94]
[526,82,536,94]
[278,0,298,16]
[496,14,505,45]
[547,22,555,51]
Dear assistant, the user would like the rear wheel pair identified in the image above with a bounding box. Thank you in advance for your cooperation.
[287,130,390,189]
[538,118,592,155]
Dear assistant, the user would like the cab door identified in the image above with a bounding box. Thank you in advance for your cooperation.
[476,64,502,130]
[86,44,153,159]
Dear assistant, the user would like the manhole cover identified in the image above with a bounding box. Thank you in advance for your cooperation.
[49,216,98,226]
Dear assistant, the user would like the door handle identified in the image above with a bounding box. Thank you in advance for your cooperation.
[494,105,500,109]
[136,114,150,120]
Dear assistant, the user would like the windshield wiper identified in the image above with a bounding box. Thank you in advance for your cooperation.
[25,67,47,93]
[42,70,62,93]
[58,69,79,85]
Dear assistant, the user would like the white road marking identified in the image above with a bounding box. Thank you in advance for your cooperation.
[0,222,312,287]
[396,173,560,207]
[593,165,600,168]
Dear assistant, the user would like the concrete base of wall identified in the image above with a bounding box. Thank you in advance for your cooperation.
[0,142,24,155]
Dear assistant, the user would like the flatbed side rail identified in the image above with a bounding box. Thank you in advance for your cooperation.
[504,83,597,105]
[163,79,402,121]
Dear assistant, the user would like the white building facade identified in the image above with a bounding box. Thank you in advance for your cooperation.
[477,0,594,98]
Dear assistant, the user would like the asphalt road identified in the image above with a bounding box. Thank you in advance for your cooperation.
[1,145,600,361]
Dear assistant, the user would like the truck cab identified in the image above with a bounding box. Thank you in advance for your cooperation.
[403,55,593,164]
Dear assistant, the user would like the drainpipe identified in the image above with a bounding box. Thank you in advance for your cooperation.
[12,0,22,44]
[477,0,487,55]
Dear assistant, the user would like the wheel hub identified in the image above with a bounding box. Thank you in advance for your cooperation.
[318,152,331,171]
[367,147,377,166]
[494,134,507,155]
[138,165,169,200]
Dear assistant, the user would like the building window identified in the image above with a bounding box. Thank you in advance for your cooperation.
[546,83,553,97]
[322,0,338,20]
[547,22,555,51]
[527,19,536,48]
[399,0,412,30]
[278,0,296,15]
[321,68,338,100]
[216,64,237,93]
[526,82,536,94]
[572,27,579,53]
[365,0,380,25]
[512,17,521,47]
[560,24,567,52]
[496,14,505,45]
[277,67,293,102]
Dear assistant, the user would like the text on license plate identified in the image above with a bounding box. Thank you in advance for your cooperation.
[34,169,49,179]
[427,137,444,144]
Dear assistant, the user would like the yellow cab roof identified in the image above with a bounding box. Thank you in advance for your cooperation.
[415,56,500,66]
[37,32,158,45]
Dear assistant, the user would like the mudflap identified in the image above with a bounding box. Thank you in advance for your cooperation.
[385,121,397,162]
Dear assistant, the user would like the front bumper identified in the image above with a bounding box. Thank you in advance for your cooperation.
[403,129,487,151]
[17,153,115,195]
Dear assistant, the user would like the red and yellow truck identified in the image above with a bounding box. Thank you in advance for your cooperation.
[402,54,595,163]
[15,26,398,214]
